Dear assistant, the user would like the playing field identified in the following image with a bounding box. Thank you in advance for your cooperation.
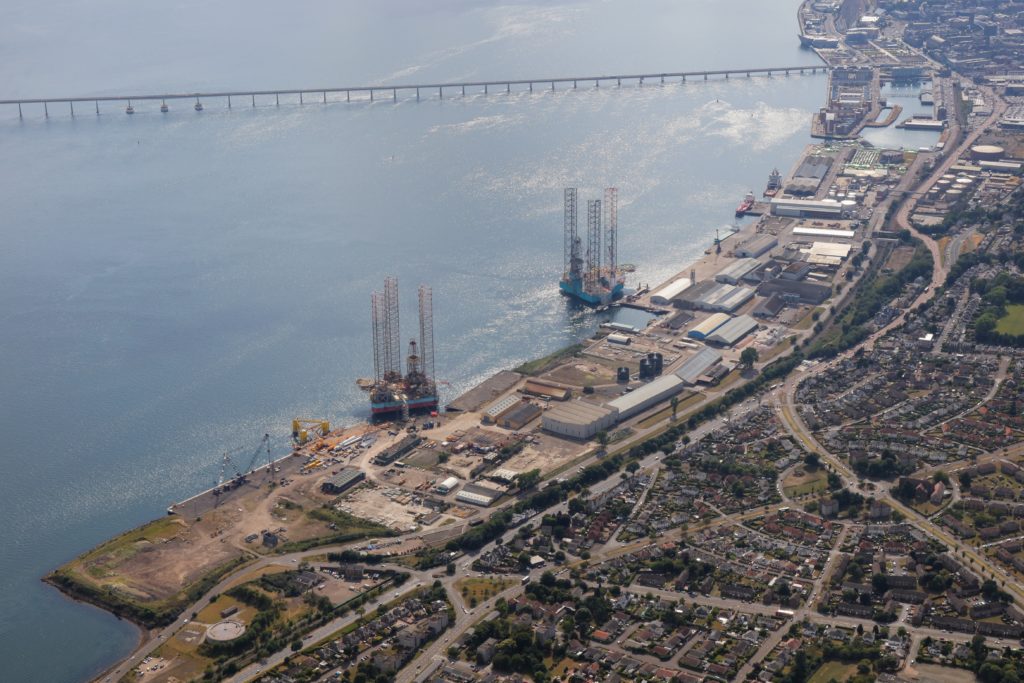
[996,304,1024,336]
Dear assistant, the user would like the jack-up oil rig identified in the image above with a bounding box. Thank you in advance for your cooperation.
[559,187,624,306]
[357,277,438,418]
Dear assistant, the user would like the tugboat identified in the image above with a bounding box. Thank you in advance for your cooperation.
[735,191,755,217]
[763,168,782,197]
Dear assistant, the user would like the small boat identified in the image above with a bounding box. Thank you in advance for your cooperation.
[194,101,204,111]
[125,104,134,115]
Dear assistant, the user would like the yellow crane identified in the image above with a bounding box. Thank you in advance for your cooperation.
[292,418,330,444]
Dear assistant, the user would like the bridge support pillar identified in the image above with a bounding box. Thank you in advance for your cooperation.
[617,78,621,86]
[506,83,510,93]
[370,90,373,101]
[228,95,232,108]
[725,73,729,79]
[439,87,442,99]
[276,93,279,106]
[595,79,599,87]
[393,88,397,101]
[704,73,708,80]
[639,77,644,85]
[252,95,255,107]
[461,85,465,96]
[95,101,99,114]
[44,102,48,117]
[300,92,303,104]
[573,80,577,88]
[416,87,420,100]
[70,101,74,116]
[551,82,554,91]
[529,82,533,92]
[18,102,22,119]
[660,75,664,83]
[347,91,351,102]
[746,72,750,77]
[681,75,686,82]
[484,84,488,94]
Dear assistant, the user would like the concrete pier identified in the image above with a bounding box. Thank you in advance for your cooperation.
[1,65,827,118]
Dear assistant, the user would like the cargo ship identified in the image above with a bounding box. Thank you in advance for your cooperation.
[735,191,755,217]
[763,168,782,197]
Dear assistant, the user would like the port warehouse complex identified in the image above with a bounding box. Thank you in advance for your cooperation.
[531,190,874,441]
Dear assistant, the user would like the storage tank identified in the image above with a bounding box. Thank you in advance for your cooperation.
[638,358,652,379]
[651,353,664,375]
[970,144,1004,161]
[617,367,630,383]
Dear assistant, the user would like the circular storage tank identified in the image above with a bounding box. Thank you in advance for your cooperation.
[841,199,856,207]
[639,358,652,379]
[946,189,963,199]
[970,144,1004,161]
[936,179,952,186]
[652,352,663,375]
[617,367,630,383]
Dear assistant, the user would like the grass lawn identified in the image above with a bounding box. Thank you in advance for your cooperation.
[78,516,184,565]
[996,304,1024,336]
[794,307,825,331]
[783,468,828,497]
[455,577,516,604]
[808,661,857,683]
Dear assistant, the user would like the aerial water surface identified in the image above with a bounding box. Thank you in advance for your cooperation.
[0,1,825,680]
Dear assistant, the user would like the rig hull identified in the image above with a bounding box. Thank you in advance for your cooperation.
[370,395,439,415]
[559,279,624,306]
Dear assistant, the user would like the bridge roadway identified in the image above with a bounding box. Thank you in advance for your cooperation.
[1,64,827,117]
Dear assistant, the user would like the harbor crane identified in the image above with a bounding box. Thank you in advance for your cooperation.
[245,433,272,475]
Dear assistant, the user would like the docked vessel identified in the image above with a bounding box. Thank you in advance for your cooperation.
[735,191,755,217]
[362,278,439,418]
[558,187,625,307]
[763,168,782,197]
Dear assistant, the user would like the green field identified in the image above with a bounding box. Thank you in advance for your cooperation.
[808,661,857,683]
[783,468,828,498]
[995,304,1024,336]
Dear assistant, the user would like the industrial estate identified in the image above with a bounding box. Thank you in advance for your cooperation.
[46,1,1024,683]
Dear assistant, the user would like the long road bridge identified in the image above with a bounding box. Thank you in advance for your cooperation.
[1,64,827,118]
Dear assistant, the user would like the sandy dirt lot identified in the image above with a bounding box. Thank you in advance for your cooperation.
[899,662,977,682]
[504,432,589,477]
[336,483,435,531]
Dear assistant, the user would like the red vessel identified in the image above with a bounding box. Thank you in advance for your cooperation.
[735,191,755,217]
